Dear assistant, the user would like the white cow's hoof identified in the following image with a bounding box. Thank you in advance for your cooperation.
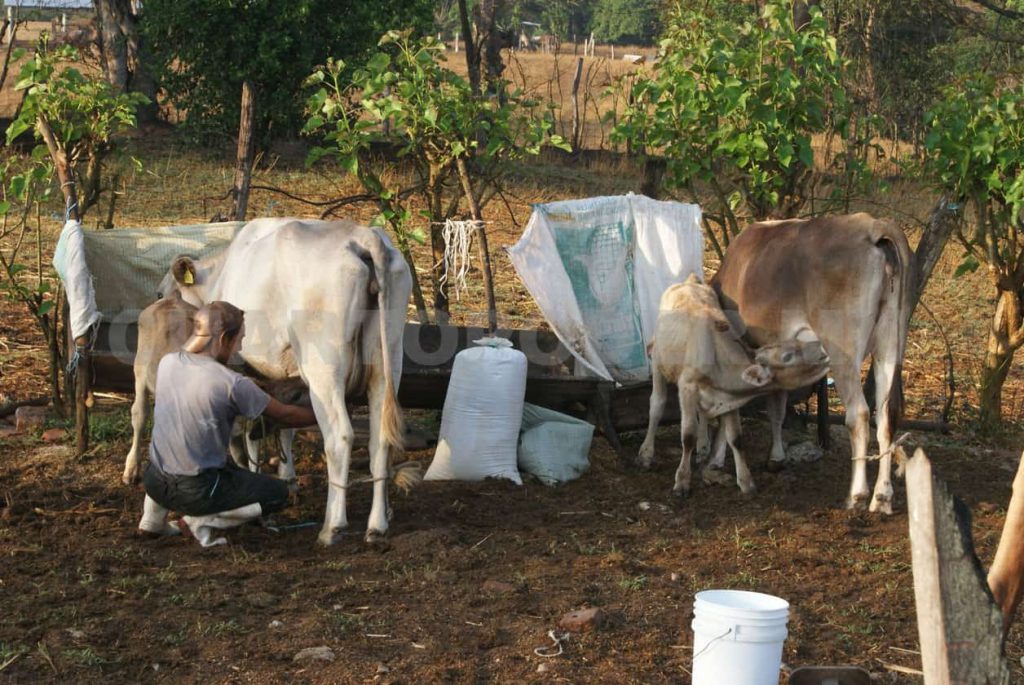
[317,527,347,547]
[765,459,787,474]
[364,529,389,546]
[671,486,690,499]
[845,493,870,511]
[738,481,757,496]
[869,495,894,515]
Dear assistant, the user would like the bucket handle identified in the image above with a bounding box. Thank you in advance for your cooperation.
[692,627,733,660]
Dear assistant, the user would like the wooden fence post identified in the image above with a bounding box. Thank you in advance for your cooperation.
[230,80,255,222]
[905,448,1009,684]
[570,58,584,152]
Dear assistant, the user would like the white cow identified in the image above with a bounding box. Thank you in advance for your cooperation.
[639,275,830,496]
[160,217,414,545]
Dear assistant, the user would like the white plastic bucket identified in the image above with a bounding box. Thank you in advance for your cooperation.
[691,589,790,685]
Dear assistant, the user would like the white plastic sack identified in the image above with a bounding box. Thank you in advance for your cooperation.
[52,220,101,340]
[518,403,593,486]
[507,193,702,383]
[425,338,527,484]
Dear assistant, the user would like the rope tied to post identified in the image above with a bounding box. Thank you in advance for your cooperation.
[436,219,483,301]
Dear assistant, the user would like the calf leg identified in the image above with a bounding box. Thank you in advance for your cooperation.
[277,428,297,489]
[766,391,788,467]
[720,411,755,494]
[243,421,262,472]
[638,369,668,469]
[123,370,149,485]
[672,385,699,497]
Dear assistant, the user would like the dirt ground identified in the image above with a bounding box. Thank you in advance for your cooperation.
[1,404,1022,684]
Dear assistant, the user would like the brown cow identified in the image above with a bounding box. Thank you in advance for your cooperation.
[639,275,829,496]
[711,213,914,513]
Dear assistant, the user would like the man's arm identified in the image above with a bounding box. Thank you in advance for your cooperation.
[262,397,317,428]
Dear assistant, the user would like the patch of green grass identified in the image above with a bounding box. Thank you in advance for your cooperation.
[155,563,177,584]
[618,575,648,592]
[0,642,29,661]
[196,619,245,637]
[324,611,364,637]
[62,646,107,667]
[323,559,351,572]
[87,410,133,444]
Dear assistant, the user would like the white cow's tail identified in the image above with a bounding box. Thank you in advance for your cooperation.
[875,219,915,431]
[368,235,406,455]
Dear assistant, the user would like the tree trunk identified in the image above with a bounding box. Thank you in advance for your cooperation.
[427,165,450,322]
[231,81,256,221]
[92,0,157,122]
[979,289,1019,426]
[910,197,958,318]
[455,155,497,333]
[479,0,504,98]
[570,58,583,152]
[456,0,480,96]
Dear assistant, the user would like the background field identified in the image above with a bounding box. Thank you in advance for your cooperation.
[2,35,1024,684]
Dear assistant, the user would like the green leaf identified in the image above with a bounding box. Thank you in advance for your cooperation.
[953,255,980,279]
[0,201,10,216]
[38,301,54,316]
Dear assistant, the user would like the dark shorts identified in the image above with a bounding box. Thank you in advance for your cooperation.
[143,461,289,517]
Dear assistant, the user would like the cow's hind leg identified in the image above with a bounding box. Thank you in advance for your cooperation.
[672,385,699,497]
[364,366,392,544]
[720,410,755,494]
[869,358,899,514]
[638,369,668,469]
[123,369,149,485]
[305,364,355,547]
[702,420,733,487]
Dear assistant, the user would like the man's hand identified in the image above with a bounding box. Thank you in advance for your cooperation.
[263,398,317,428]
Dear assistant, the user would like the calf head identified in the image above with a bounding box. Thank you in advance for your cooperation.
[158,254,218,307]
[752,339,830,390]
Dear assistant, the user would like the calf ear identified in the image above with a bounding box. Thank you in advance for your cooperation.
[741,364,773,387]
[171,256,197,286]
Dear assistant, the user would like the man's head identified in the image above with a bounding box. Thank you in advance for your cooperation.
[182,301,245,364]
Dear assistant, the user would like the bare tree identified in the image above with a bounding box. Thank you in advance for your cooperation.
[92,0,156,121]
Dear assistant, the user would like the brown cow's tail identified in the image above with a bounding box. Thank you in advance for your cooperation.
[368,233,406,456]
[875,219,915,432]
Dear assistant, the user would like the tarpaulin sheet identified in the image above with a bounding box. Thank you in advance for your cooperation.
[508,194,702,383]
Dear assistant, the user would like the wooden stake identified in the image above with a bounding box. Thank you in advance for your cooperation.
[231,80,256,221]
[570,58,583,152]
[905,448,1009,684]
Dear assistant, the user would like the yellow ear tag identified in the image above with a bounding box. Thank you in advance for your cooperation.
[183,269,194,285]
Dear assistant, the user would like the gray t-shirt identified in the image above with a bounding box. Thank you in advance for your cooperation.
[149,351,271,476]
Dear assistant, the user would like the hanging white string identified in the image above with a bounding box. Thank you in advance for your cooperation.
[436,219,482,301]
